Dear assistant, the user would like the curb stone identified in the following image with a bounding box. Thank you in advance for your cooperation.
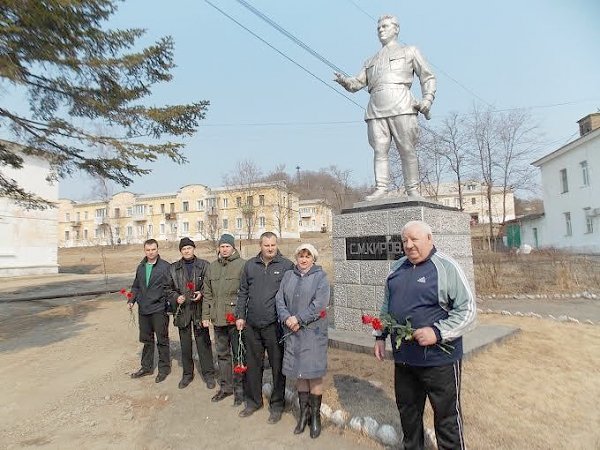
[262,382,438,448]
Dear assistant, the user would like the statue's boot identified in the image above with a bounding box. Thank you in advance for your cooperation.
[366,155,390,201]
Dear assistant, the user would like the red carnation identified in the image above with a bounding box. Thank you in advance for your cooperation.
[361,314,373,325]
[226,312,236,324]
[319,310,327,319]
[186,281,195,291]
[119,288,127,295]
[126,292,133,300]
[233,364,247,374]
[371,318,383,331]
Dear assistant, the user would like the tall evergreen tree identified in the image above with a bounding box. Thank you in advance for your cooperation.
[0,0,209,208]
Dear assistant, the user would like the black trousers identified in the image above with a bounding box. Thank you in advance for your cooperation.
[178,322,215,380]
[394,360,465,450]
[243,322,285,412]
[214,324,243,394]
[139,312,170,374]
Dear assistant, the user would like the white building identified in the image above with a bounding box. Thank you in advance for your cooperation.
[522,113,600,253]
[0,141,59,276]
[425,181,515,224]
[298,199,333,233]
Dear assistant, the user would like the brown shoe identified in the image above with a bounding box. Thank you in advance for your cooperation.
[238,405,262,418]
[131,368,153,379]
[211,390,233,402]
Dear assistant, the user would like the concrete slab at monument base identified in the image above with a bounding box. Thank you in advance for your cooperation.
[332,199,475,331]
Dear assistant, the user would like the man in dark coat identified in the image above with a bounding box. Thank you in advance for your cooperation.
[128,239,171,383]
[166,237,216,389]
[235,231,294,423]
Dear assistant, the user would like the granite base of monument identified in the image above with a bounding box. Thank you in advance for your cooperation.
[331,199,475,331]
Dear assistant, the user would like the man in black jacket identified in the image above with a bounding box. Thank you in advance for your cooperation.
[128,239,171,383]
[235,232,294,423]
[167,237,216,389]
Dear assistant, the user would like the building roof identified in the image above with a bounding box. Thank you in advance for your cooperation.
[532,126,600,167]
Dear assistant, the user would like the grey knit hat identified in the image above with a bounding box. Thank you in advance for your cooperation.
[218,233,235,247]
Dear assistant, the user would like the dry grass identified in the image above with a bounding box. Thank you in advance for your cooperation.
[324,315,600,449]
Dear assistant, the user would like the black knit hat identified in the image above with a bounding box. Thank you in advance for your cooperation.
[179,237,195,250]
[218,233,235,248]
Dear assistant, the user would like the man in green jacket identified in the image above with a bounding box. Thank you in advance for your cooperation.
[202,234,246,405]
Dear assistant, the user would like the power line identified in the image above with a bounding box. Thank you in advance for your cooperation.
[234,0,348,76]
[203,0,364,110]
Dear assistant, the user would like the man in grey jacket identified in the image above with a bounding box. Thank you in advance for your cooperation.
[235,232,294,423]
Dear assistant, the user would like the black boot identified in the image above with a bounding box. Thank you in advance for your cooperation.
[309,393,322,439]
[294,391,310,434]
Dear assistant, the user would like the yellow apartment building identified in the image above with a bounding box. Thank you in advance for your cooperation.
[57,181,300,247]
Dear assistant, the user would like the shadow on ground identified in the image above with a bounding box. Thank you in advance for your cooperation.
[59,265,99,274]
[0,298,98,353]
[334,374,402,431]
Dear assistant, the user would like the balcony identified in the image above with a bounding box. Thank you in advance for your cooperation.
[207,207,218,217]
[132,213,147,221]
[165,212,177,220]
[70,221,82,227]
[94,216,107,225]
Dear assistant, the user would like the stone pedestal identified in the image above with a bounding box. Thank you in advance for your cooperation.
[331,200,475,331]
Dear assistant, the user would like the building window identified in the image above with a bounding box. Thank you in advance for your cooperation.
[207,197,217,208]
[148,206,153,215]
[137,225,145,236]
[197,220,204,232]
[83,229,88,239]
[65,213,70,222]
[223,218,229,229]
[84,211,89,220]
[170,202,175,213]
[127,226,133,236]
[114,208,120,218]
[64,230,70,240]
[76,212,80,221]
[236,218,243,229]
[580,161,590,187]
[560,168,569,193]
[183,222,189,232]
[259,195,265,206]
[147,224,153,236]
[466,184,476,191]
[564,212,572,236]
[197,200,204,211]
[126,207,132,217]
[160,204,165,213]
[160,223,165,234]
[134,205,145,216]
[114,227,120,237]
[236,197,242,207]
[471,197,476,205]
[247,196,254,206]
[532,228,538,248]
[95,227,101,238]
[584,208,594,234]
[258,216,266,228]
[182,201,189,212]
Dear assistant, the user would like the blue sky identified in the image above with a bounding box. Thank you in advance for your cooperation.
[7,0,600,200]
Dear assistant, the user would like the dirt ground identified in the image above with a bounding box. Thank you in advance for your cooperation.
[2,237,598,449]
[0,294,375,450]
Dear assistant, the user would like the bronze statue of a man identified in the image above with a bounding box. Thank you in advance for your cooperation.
[335,15,436,201]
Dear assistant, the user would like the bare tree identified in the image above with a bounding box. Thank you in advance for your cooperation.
[495,109,540,222]
[468,104,497,249]
[435,112,472,210]
[223,160,263,240]
[416,129,448,200]
[271,181,295,238]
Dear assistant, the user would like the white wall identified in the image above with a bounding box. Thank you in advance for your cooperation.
[537,131,600,253]
[0,151,59,276]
